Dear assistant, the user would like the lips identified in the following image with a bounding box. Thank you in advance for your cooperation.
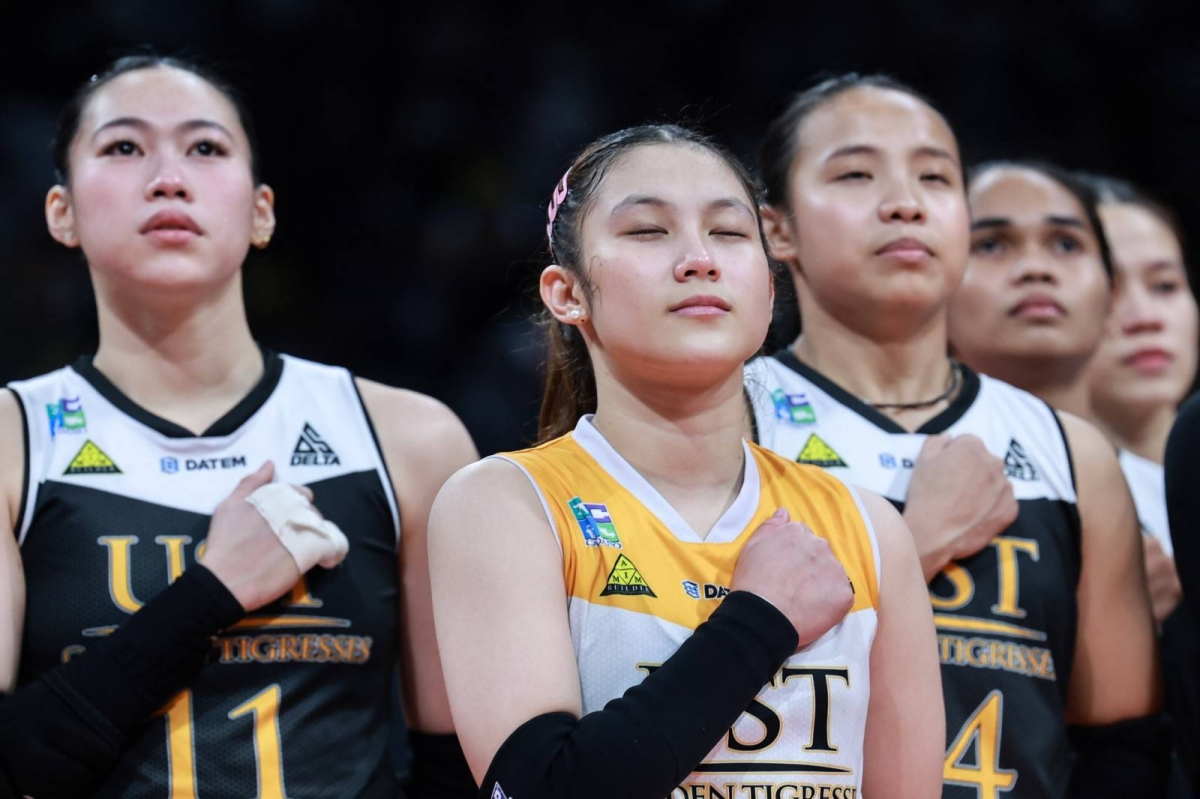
[140,211,203,238]
[669,294,732,317]
[1009,293,1065,320]
[875,237,934,263]
[1123,347,1174,374]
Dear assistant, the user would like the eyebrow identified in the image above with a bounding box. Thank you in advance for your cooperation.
[971,215,1088,231]
[1144,259,1186,274]
[825,143,960,167]
[609,195,754,217]
[91,117,235,142]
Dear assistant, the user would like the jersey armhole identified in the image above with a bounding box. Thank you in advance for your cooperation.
[8,388,31,545]
[348,374,402,543]
[1045,401,1079,496]
[1045,401,1084,581]
[845,483,882,601]
[488,455,565,559]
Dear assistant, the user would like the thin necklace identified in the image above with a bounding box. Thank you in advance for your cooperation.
[866,360,962,411]
[789,345,962,411]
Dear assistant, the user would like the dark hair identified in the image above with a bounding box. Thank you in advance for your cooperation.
[760,72,953,209]
[53,53,261,184]
[1079,172,1187,253]
[969,161,1115,283]
[538,124,766,442]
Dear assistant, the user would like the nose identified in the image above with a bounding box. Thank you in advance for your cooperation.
[1012,248,1059,287]
[144,160,191,202]
[673,248,721,282]
[1117,285,1165,336]
[878,182,926,224]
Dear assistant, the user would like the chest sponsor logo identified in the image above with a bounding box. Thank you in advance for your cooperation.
[569,497,622,548]
[291,423,340,466]
[600,554,656,597]
[796,434,847,468]
[490,784,511,799]
[46,397,87,439]
[1003,439,1039,481]
[878,452,914,470]
[64,440,121,475]
[682,580,730,600]
[161,455,248,474]
[772,388,817,426]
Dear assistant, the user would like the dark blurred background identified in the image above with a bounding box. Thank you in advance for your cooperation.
[3,1,1197,455]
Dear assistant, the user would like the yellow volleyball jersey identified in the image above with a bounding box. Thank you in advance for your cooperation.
[497,416,880,797]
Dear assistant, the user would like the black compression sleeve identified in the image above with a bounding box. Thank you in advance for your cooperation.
[479,590,798,799]
[407,732,476,798]
[0,563,243,796]
[1068,714,1173,798]
[1166,394,1200,636]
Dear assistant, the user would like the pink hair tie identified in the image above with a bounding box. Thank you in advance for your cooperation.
[546,170,570,244]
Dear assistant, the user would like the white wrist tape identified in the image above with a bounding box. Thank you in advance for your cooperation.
[244,483,349,571]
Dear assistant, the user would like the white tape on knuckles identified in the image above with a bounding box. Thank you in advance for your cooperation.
[244,483,350,571]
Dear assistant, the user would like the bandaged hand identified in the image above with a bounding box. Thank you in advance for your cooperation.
[244,482,349,572]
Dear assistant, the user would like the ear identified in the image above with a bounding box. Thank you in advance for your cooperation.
[540,264,590,326]
[761,203,798,266]
[45,185,79,248]
[251,184,277,248]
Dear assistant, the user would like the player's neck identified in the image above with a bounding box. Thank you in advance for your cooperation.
[1098,405,1175,464]
[91,274,263,434]
[791,308,958,432]
[966,354,1097,423]
[591,367,748,540]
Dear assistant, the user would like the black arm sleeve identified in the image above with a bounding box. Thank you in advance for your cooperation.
[1166,393,1200,636]
[407,731,476,798]
[1068,714,1173,798]
[479,590,798,799]
[0,563,243,797]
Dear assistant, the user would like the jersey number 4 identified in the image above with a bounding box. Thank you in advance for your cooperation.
[159,685,288,799]
[943,690,1017,798]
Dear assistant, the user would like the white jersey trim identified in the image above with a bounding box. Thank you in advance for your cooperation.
[572,414,761,545]
[845,484,883,597]
[489,455,565,559]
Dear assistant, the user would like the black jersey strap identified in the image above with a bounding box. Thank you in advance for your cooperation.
[1067,714,1172,798]
[0,564,242,797]
[479,591,797,799]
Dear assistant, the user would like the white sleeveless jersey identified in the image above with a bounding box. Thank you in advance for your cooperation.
[747,352,1082,799]
[499,416,880,796]
[1119,449,1171,555]
[8,350,403,798]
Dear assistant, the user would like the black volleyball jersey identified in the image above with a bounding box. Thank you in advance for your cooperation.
[747,351,1082,799]
[9,350,402,798]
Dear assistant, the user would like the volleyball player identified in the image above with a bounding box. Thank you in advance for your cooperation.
[0,55,477,797]
[746,74,1165,798]
[430,124,944,799]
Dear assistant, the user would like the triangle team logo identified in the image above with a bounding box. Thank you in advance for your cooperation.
[64,440,121,475]
[796,433,847,468]
[600,554,656,597]
[291,423,341,467]
[1003,438,1039,481]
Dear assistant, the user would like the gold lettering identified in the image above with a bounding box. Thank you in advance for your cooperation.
[988,640,1009,669]
[98,536,143,613]
[991,538,1040,618]
[283,576,323,608]
[250,636,277,662]
[279,636,301,662]
[929,562,974,610]
[154,536,192,584]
